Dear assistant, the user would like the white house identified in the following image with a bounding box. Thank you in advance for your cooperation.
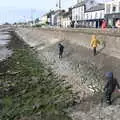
[51,13,56,26]
[72,1,85,27]
[72,0,100,27]
[84,3,105,28]
[40,14,48,24]
[105,0,120,27]
[61,9,72,28]
[49,10,66,27]
[105,0,120,14]
[50,10,60,26]
[62,18,71,28]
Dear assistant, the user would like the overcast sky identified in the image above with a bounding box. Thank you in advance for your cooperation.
[0,0,111,24]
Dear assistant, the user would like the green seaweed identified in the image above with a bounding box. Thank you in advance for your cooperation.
[0,34,74,120]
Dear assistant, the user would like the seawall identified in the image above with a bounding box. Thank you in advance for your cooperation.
[16,27,120,59]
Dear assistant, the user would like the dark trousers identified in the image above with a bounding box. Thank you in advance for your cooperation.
[104,90,112,105]
[59,51,63,58]
[93,47,96,56]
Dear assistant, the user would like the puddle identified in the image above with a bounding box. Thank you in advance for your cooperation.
[0,40,10,46]
[0,32,11,40]
[0,32,12,61]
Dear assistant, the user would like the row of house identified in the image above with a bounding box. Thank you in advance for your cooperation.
[40,0,120,28]
[45,9,72,28]
[105,0,120,27]
[72,0,104,28]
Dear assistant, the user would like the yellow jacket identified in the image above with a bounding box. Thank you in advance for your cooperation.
[90,35,100,48]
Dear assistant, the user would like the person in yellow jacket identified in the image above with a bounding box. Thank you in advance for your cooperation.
[90,35,100,56]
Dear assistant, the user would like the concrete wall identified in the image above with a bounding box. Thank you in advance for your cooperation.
[37,28,120,59]
[16,27,120,59]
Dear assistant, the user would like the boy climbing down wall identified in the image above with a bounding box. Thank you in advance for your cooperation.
[104,72,120,105]
[90,35,100,56]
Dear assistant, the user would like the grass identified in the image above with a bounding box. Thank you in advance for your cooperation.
[0,34,74,120]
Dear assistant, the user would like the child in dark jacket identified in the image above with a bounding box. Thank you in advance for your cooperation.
[104,72,120,105]
[58,43,64,59]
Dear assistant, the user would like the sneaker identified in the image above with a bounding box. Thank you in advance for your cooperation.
[106,100,111,105]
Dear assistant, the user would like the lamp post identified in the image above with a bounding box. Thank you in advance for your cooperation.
[59,0,61,27]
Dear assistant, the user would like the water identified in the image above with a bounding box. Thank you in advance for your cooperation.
[0,31,12,61]
[0,40,10,45]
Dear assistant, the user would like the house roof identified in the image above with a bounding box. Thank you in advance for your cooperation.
[86,3,105,12]
[72,1,85,8]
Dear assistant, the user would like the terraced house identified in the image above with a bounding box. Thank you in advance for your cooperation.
[84,3,104,28]
[105,0,120,27]
[44,0,120,28]
[72,0,98,27]
[72,1,85,27]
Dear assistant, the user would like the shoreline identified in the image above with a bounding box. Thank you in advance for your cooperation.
[0,30,74,120]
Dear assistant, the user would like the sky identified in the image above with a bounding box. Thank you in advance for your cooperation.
[0,0,111,24]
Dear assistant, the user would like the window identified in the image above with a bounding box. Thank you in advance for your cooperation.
[75,15,77,20]
[81,7,83,12]
[112,6,116,12]
[81,15,83,20]
[86,14,88,20]
[91,13,92,19]
[90,0,94,4]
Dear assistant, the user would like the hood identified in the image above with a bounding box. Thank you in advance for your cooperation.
[105,72,113,80]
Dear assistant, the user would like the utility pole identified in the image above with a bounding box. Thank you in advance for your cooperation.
[59,0,61,27]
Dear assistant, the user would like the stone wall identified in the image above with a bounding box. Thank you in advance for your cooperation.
[16,27,120,59]
[38,28,120,59]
